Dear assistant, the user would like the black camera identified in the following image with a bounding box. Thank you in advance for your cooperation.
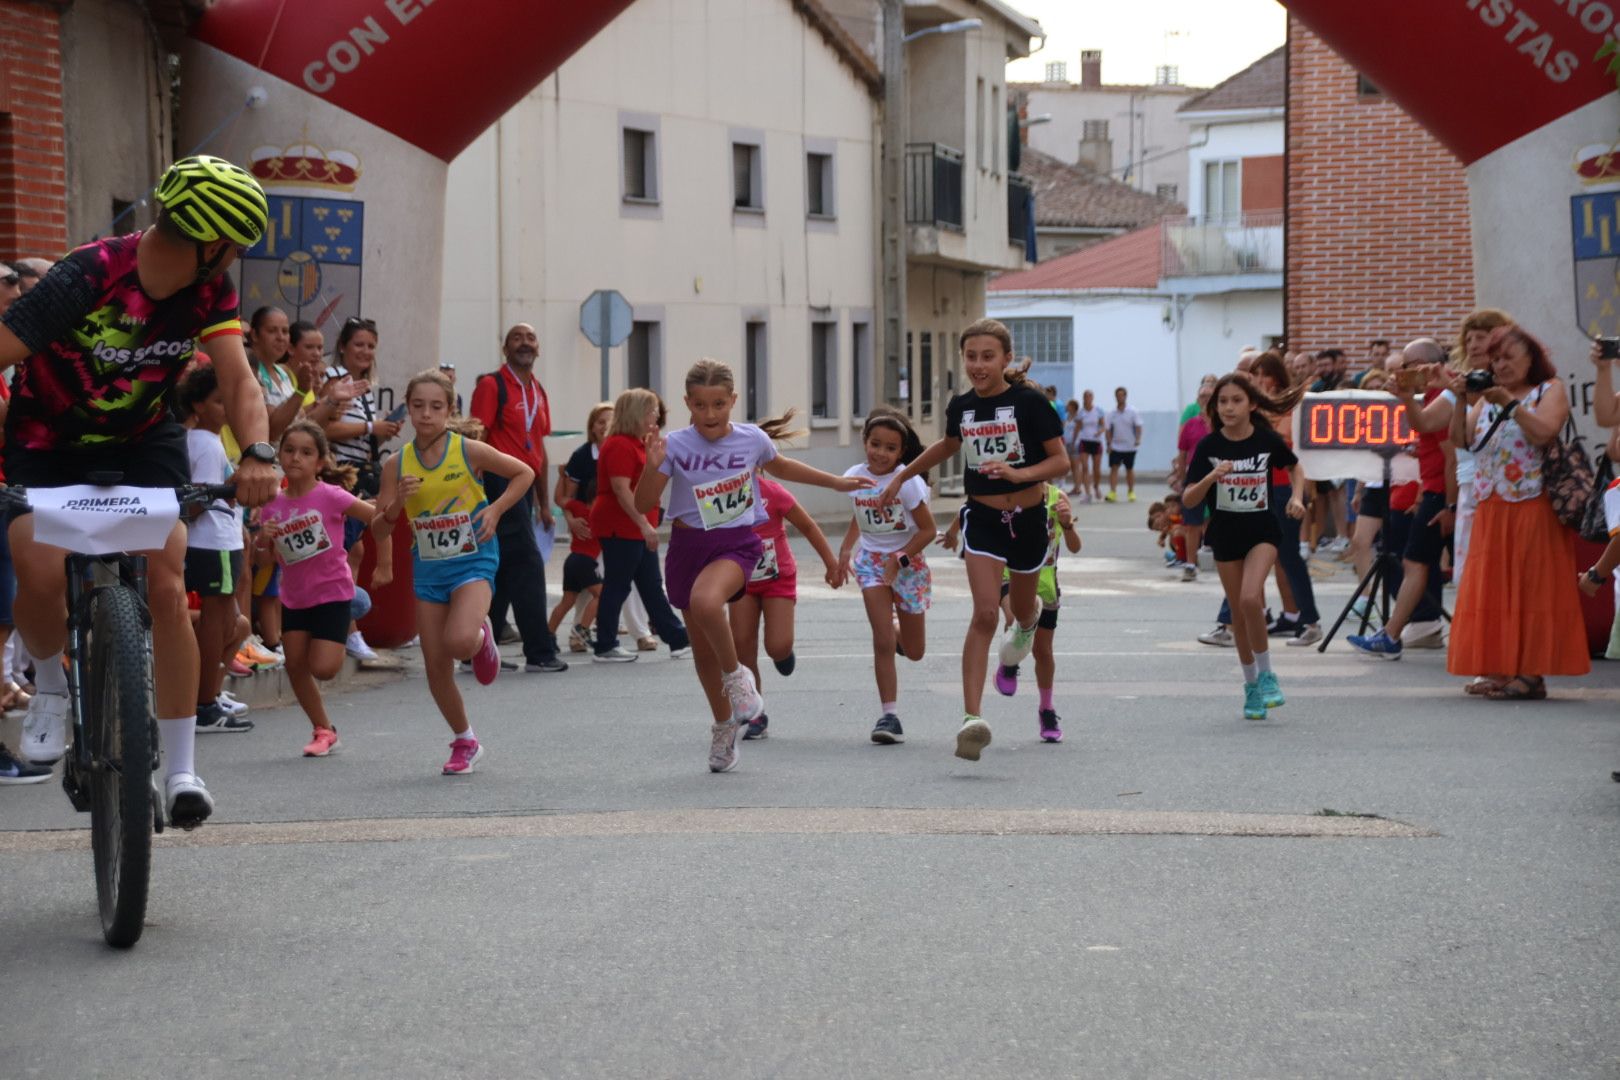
[1465,369,1494,394]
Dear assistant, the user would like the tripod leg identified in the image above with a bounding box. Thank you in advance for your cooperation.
[1319,560,1385,652]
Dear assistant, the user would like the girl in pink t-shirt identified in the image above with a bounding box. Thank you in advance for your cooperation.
[727,476,842,740]
[257,421,379,758]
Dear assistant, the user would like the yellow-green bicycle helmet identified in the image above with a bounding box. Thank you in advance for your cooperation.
[153,155,269,248]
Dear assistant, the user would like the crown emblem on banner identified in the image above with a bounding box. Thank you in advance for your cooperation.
[249,143,362,190]
[1573,142,1620,186]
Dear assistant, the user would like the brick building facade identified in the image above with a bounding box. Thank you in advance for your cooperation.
[0,0,68,263]
[1286,18,1475,359]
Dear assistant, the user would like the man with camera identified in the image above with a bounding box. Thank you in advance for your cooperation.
[1348,339,1456,659]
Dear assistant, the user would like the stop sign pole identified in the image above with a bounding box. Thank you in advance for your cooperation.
[579,289,634,402]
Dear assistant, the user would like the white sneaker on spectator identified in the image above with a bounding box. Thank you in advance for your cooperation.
[345,631,378,661]
[1402,620,1445,648]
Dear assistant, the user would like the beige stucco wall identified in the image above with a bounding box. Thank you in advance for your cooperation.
[1021,85,1197,199]
[60,0,172,243]
[440,0,880,510]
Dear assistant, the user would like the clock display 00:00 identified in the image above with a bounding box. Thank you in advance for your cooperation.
[1297,399,1417,451]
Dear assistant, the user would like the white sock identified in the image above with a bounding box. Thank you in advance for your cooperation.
[881,700,897,716]
[1255,651,1272,674]
[159,717,196,780]
[1281,611,1299,621]
[456,726,477,743]
[1241,662,1258,684]
[33,652,67,695]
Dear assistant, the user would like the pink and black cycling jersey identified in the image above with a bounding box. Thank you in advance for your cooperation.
[0,232,242,451]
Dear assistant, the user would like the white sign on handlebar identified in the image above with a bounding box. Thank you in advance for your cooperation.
[28,486,182,555]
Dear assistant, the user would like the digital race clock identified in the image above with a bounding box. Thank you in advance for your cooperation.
[1292,391,1422,484]
[1296,393,1418,451]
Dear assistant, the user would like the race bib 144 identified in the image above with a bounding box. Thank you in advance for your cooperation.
[693,469,755,530]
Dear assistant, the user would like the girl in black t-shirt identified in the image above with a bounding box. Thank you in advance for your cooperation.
[880,318,1068,762]
[1183,373,1306,721]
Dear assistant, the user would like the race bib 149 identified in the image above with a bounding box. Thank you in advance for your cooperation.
[415,511,479,560]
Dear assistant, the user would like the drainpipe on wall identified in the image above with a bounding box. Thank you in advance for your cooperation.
[879,0,907,414]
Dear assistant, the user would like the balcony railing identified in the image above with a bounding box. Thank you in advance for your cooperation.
[906,143,963,231]
[1007,171,1034,261]
[1160,210,1284,277]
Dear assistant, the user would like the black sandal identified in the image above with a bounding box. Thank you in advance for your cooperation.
[1486,676,1546,701]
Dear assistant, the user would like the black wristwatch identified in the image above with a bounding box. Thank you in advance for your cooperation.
[241,442,276,464]
[1587,568,1609,586]
[896,553,912,570]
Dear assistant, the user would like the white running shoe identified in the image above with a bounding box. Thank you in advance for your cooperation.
[215,691,250,718]
[708,719,744,773]
[21,691,69,765]
[165,772,214,829]
[1286,623,1324,647]
[955,715,993,761]
[722,667,764,725]
[1197,625,1235,647]
[997,620,1038,669]
[669,646,692,660]
[592,646,639,663]
[345,631,378,661]
[1181,563,1198,582]
[1402,620,1445,649]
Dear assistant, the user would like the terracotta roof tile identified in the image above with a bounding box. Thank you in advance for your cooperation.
[989,224,1163,292]
[1019,148,1184,230]
[1178,46,1286,114]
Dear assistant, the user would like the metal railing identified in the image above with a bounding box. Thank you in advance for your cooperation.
[1007,171,1034,259]
[905,143,963,230]
[1160,210,1284,277]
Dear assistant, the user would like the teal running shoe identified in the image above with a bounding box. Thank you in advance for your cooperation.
[1243,682,1267,720]
[1258,670,1284,709]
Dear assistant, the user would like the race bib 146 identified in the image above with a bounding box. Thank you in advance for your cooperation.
[1216,470,1269,513]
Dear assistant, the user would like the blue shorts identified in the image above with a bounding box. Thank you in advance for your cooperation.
[411,541,500,605]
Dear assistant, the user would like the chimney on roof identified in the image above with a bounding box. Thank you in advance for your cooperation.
[1080,50,1102,89]
[1077,118,1112,176]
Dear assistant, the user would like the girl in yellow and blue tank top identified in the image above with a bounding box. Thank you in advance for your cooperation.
[374,371,536,777]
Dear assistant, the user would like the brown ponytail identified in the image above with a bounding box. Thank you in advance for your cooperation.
[757,407,806,443]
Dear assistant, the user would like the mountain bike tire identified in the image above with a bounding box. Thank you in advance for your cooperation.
[87,584,155,949]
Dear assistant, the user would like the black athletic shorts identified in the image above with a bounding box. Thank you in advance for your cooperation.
[184,547,243,598]
[281,598,351,644]
[1080,439,1102,455]
[959,498,1050,574]
[1404,490,1447,566]
[3,422,190,523]
[562,552,602,593]
[1206,509,1283,563]
[1358,485,1389,520]
[1108,450,1137,470]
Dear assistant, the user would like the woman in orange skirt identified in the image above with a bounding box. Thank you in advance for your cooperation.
[1445,325,1590,698]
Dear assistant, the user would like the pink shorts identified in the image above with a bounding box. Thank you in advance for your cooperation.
[745,572,797,601]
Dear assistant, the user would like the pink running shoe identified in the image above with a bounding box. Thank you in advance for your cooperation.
[994,663,1019,697]
[472,618,500,685]
[442,737,484,775]
[303,727,341,757]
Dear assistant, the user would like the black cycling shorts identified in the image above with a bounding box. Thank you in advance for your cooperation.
[1358,485,1389,520]
[1109,450,1137,470]
[3,422,190,524]
[1404,490,1447,567]
[281,599,351,645]
[959,499,1050,574]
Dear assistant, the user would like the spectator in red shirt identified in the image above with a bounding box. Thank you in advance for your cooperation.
[468,323,566,673]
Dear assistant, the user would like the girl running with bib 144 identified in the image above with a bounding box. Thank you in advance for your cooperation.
[257,421,380,758]
[838,407,936,746]
[1181,373,1307,720]
[635,359,863,774]
[374,370,535,775]
[729,474,843,741]
[879,319,1069,761]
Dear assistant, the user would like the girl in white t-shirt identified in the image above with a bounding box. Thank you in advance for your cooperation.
[837,408,937,745]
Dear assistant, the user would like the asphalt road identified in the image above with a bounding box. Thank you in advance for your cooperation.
[2,496,1616,1079]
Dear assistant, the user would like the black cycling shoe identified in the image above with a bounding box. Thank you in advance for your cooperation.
[772,652,796,677]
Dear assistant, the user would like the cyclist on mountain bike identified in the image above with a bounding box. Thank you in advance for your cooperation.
[0,155,279,825]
